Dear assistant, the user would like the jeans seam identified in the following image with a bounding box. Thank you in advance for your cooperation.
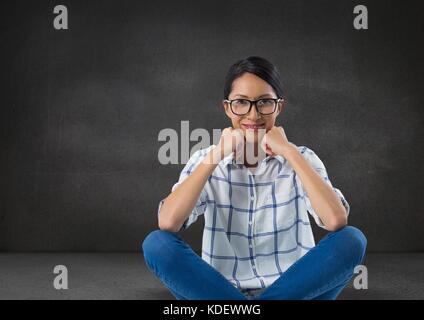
[303,270,353,300]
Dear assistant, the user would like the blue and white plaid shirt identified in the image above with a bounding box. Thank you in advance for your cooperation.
[158,145,350,295]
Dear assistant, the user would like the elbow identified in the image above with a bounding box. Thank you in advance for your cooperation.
[158,213,182,233]
[158,221,181,233]
[325,212,348,232]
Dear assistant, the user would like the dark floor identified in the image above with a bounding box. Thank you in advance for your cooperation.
[0,253,423,300]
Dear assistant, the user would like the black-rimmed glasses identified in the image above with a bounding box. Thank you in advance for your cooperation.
[224,98,283,116]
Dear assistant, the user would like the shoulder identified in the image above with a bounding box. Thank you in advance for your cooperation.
[297,146,325,170]
[294,145,317,162]
[295,145,325,167]
[296,145,316,156]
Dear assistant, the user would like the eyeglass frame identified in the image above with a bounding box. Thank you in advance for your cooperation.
[223,98,284,116]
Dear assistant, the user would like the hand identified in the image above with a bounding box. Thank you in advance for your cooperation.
[260,126,295,157]
[216,127,245,159]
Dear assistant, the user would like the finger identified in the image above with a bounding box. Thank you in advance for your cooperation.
[262,134,276,156]
[266,144,276,156]
[232,130,244,153]
[261,141,274,156]
[260,135,267,153]
[233,129,245,144]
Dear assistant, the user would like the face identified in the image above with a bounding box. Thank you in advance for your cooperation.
[222,72,284,143]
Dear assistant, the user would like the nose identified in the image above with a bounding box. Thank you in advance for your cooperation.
[247,103,261,121]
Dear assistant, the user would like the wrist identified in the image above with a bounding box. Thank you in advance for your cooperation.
[204,145,224,165]
[277,142,298,158]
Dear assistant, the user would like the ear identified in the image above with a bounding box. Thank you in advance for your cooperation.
[276,99,285,115]
[222,100,232,119]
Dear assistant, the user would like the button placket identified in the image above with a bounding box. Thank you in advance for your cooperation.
[248,176,257,271]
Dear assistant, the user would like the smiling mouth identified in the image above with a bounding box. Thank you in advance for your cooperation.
[242,124,265,130]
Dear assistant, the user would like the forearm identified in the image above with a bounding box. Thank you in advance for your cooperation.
[281,145,347,230]
[158,147,221,232]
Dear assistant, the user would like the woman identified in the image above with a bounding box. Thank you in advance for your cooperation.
[142,56,366,300]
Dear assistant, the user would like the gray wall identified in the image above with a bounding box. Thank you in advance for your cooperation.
[1,0,423,252]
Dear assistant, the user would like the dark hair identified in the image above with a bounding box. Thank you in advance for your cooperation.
[223,56,284,99]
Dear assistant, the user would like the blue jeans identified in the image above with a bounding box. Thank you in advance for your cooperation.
[142,226,367,300]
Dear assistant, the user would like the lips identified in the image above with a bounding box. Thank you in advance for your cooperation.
[242,124,265,130]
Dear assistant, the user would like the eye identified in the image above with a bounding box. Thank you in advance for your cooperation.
[258,99,274,106]
[233,99,250,106]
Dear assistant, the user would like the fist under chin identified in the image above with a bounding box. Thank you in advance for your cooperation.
[245,135,259,144]
[243,130,265,142]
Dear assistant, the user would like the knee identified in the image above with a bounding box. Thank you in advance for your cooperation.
[335,226,367,264]
[141,230,178,266]
[142,230,172,256]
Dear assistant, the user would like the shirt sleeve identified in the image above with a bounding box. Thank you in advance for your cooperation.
[157,147,212,231]
[297,146,350,230]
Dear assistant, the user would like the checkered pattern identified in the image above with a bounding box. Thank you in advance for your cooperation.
[157,145,350,292]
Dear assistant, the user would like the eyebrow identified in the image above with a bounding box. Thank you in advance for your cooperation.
[232,93,276,99]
